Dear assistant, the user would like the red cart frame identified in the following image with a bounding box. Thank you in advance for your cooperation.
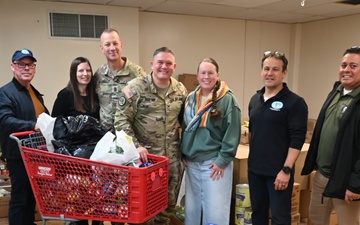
[10,131,169,224]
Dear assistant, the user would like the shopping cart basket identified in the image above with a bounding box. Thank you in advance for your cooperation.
[10,131,169,224]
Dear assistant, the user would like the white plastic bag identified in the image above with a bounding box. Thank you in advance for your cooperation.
[90,130,140,165]
[37,112,55,152]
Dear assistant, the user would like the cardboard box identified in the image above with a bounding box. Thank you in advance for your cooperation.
[294,149,310,190]
[299,189,311,219]
[240,126,249,145]
[0,195,10,218]
[305,131,313,143]
[178,74,198,92]
[292,213,301,225]
[35,204,42,221]
[292,183,300,215]
[170,214,184,225]
[307,119,317,132]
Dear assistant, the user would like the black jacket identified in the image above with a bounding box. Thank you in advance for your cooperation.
[301,81,360,199]
[0,78,48,159]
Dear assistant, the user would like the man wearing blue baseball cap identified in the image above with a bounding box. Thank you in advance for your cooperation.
[0,48,48,225]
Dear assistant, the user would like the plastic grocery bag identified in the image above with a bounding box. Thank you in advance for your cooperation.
[90,130,140,166]
[37,112,55,152]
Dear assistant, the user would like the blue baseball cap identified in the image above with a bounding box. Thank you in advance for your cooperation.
[12,48,37,62]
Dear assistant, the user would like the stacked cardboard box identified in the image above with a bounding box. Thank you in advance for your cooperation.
[291,183,301,225]
[292,183,300,215]
[177,74,198,92]
[305,119,317,143]
[0,173,11,218]
[291,213,300,225]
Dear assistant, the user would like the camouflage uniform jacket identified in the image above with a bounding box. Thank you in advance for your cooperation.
[94,57,146,131]
[114,73,188,163]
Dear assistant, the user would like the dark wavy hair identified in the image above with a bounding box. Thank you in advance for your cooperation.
[67,57,98,113]
[197,58,221,119]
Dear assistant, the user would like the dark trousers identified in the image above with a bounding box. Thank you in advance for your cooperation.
[248,170,294,225]
[7,158,36,225]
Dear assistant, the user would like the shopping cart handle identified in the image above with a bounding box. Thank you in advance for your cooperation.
[10,130,37,138]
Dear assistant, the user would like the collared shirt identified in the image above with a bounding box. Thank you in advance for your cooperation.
[317,84,360,177]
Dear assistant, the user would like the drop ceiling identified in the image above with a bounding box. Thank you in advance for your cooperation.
[27,0,360,24]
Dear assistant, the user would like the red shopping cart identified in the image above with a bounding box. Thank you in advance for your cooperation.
[10,131,169,225]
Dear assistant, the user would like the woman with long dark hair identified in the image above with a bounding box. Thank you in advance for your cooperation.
[52,56,99,119]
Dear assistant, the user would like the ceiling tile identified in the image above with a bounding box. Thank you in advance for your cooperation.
[227,8,280,20]
[169,0,222,3]
[218,0,283,8]
[23,0,360,24]
[108,0,166,10]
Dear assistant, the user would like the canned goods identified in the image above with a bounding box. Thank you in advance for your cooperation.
[235,206,245,225]
[244,208,252,225]
[236,184,251,207]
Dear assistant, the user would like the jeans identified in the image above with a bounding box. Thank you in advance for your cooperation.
[184,158,233,225]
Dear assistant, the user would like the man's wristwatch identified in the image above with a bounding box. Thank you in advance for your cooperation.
[282,166,293,174]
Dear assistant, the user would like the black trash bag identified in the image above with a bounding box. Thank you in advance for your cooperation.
[53,115,106,142]
[52,115,107,159]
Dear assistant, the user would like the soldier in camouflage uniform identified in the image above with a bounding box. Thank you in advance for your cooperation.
[95,28,146,132]
[114,47,188,225]
[94,28,145,225]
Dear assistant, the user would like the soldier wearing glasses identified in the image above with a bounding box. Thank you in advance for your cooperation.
[0,48,48,225]
[248,51,308,225]
[302,46,360,225]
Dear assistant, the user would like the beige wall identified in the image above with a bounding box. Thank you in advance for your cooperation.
[298,14,360,118]
[1,0,359,120]
[0,0,140,110]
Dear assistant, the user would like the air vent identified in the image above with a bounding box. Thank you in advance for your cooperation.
[337,0,360,5]
[49,12,108,38]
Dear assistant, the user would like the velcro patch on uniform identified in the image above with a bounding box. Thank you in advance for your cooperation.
[118,96,126,106]
[123,86,133,99]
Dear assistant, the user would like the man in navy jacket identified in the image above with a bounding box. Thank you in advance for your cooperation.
[0,48,48,225]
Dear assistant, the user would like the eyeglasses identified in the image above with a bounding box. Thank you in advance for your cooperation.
[14,62,36,69]
[264,51,285,57]
[351,46,360,49]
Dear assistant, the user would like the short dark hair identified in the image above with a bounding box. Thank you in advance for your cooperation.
[261,51,288,72]
[153,47,174,57]
[343,46,360,56]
